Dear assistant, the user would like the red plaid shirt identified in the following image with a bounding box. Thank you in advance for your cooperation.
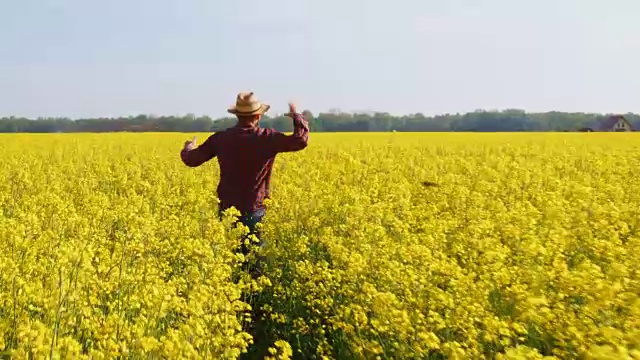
[180,113,309,213]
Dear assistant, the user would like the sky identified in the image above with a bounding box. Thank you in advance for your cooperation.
[1,0,639,119]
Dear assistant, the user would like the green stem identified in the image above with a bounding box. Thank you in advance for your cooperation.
[50,267,63,359]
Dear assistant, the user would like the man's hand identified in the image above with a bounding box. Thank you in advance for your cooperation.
[285,102,297,117]
[183,136,197,151]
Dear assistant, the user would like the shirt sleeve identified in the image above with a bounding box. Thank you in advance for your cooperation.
[180,133,218,167]
[265,113,310,154]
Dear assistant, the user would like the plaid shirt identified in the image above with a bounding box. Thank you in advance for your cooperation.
[180,113,309,213]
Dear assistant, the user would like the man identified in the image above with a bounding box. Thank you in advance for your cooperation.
[180,91,309,274]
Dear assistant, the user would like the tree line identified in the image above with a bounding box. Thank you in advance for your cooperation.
[1,110,638,133]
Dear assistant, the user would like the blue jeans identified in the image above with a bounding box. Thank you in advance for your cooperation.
[218,206,266,258]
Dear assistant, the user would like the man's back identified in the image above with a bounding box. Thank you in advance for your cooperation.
[181,113,309,213]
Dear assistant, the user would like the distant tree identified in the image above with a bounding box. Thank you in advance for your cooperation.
[1,110,639,133]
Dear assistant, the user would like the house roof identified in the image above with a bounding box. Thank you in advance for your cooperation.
[594,115,630,130]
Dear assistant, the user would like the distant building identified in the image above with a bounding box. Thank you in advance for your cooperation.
[593,115,633,132]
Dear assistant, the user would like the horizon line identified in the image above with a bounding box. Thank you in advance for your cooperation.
[1,109,637,120]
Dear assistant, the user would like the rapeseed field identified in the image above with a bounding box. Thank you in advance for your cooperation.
[1,132,639,359]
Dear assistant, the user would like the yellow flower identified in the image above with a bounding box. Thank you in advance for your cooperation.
[1,132,639,358]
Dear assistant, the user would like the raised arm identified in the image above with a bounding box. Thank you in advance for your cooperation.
[180,134,218,167]
[266,104,310,154]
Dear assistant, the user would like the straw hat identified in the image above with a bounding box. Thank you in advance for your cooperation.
[227,92,271,116]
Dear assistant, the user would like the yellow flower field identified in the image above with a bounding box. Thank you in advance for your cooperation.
[1,132,640,359]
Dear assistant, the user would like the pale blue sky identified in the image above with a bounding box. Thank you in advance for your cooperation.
[1,0,639,118]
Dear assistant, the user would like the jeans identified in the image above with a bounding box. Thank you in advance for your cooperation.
[218,206,266,277]
[219,207,268,357]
